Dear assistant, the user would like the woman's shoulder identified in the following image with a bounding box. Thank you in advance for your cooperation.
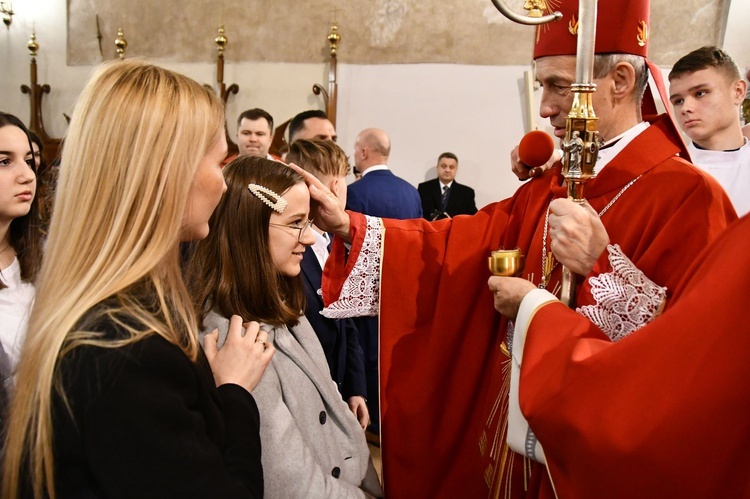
[65,306,195,380]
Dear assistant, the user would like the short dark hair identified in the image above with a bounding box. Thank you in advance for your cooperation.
[437,152,458,164]
[288,110,328,142]
[237,108,274,132]
[669,46,741,82]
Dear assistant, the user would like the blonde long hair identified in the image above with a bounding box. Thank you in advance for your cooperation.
[2,59,225,498]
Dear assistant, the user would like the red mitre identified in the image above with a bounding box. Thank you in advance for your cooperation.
[533,0,650,59]
[531,0,690,160]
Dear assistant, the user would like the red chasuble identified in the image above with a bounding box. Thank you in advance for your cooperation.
[519,214,750,498]
[323,116,736,498]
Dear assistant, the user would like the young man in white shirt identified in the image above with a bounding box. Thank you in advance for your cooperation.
[669,46,749,215]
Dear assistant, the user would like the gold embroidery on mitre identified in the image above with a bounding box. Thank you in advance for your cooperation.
[534,0,562,44]
[568,14,578,35]
[523,0,548,18]
[637,20,649,47]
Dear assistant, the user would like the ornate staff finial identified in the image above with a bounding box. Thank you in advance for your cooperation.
[327,18,340,58]
[28,32,39,58]
[115,27,128,59]
[215,24,228,56]
[490,0,561,25]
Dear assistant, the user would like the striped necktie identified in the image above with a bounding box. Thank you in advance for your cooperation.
[440,184,450,212]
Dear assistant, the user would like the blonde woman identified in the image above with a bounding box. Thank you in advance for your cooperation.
[2,60,273,498]
[188,157,382,498]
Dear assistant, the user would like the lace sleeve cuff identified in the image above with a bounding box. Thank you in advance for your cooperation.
[321,215,383,319]
[577,244,667,342]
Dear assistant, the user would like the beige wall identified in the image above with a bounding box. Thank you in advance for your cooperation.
[66,0,730,66]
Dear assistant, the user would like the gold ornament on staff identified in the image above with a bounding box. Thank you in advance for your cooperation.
[489,0,599,308]
[115,27,128,59]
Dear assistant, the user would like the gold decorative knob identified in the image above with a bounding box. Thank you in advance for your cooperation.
[215,24,228,56]
[115,28,128,59]
[28,32,38,57]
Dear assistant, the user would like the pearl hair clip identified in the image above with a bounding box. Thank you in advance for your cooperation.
[247,183,288,214]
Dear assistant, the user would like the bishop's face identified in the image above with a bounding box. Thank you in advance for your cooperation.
[535,55,619,142]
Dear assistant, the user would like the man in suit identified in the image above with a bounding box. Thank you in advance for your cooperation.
[418,152,478,220]
[347,128,422,218]
[285,138,369,430]
[346,128,421,436]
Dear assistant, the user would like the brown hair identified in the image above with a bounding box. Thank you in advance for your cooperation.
[0,112,43,290]
[188,156,306,328]
[668,46,742,83]
[285,139,350,177]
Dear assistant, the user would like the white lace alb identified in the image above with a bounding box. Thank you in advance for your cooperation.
[321,216,383,319]
[577,244,667,342]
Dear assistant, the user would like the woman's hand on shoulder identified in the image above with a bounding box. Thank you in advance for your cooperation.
[203,315,274,392]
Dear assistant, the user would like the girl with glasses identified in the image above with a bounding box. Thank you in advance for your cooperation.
[188,156,382,498]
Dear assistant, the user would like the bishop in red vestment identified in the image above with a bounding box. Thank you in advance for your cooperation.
[299,1,737,497]
[505,213,750,498]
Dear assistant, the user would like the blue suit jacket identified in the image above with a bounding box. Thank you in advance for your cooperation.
[300,246,367,400]
[346,169,422,219]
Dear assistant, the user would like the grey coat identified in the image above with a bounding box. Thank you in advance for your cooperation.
[202,312,382,499]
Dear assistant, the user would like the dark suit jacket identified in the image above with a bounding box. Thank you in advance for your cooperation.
[300,246,367,400]
[346,169,422,219]
[418,178,478,220]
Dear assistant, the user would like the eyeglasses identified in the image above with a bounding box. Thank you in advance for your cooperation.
[269,219,314,243]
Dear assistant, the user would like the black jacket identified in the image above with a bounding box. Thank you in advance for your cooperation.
[418,178,478,220]
[52,313,263,498]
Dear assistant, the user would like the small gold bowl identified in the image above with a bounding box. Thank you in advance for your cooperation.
[488,248,525,277]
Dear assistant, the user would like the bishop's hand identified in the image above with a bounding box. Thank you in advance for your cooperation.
[548,198,609,276]
[488,276,537,320]
[287,163,352,242]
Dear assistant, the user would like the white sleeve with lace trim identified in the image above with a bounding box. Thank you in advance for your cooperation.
[577,244,667,342]
[321,215,383,319]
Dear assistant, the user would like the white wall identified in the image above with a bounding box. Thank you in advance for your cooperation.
[336,63,539,206]
[3,0,748,210]
[723,0,750,72]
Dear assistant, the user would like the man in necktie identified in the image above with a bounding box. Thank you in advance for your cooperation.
[440,184,450,213]
[419,152,478,221]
